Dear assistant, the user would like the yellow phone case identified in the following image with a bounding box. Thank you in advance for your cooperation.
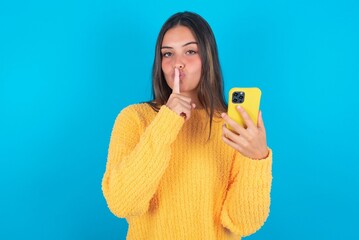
[227,87,261,130]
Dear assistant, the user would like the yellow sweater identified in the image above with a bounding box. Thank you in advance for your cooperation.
[102,103,272,240]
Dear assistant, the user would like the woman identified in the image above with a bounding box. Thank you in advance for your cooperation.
[102,11,272,240]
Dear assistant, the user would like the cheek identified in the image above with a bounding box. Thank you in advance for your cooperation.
[188,58,202,74]
[161,60,172,85]
[161,59,171,73]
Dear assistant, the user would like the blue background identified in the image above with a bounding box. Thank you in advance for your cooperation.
[1,0,358,239]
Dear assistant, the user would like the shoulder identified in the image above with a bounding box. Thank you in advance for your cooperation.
[117,103,158,123]
[121,102,156,116]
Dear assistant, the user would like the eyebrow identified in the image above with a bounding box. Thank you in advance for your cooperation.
[161,41,198,49]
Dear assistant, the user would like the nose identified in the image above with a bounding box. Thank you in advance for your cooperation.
[175,64,184,69]
[174,56,185,69]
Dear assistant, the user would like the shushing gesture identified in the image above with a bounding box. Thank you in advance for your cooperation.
[166,68,196,120]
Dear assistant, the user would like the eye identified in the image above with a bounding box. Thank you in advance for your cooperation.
[162,52,173,58]
[186,50,197,55]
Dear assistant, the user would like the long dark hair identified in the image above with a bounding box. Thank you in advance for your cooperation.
[147,11,227,138]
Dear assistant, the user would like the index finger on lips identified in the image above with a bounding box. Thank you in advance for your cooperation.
[173,68,180,94]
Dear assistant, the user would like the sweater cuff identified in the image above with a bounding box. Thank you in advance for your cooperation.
[236,148,272,186]
[148,105,185,144]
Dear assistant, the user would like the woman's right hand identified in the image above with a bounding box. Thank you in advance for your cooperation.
[166,68,196,121]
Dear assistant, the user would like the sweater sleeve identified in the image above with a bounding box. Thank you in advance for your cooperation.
[102,105,184,218]
[220,149,273,237]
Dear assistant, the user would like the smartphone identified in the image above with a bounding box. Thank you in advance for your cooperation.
[227,87,261,130]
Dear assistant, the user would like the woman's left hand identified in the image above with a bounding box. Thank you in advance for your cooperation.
[221,106,269,160]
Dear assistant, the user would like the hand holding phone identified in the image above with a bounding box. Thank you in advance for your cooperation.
[222,87,269,159]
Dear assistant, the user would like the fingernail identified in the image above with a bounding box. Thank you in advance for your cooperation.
[221,112,226,118]
[237,105,241,110]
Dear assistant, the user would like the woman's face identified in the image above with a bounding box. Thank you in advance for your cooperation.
[161,26,202,95]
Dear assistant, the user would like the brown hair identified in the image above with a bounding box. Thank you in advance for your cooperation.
[147,11,227,138]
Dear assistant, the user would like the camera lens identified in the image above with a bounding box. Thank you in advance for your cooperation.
[233,98,238,103]
[234,92,238,97]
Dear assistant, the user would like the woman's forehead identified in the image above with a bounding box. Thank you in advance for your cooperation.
[162,26,197,47]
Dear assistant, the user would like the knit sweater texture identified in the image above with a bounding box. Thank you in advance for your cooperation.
[102,103,272,240]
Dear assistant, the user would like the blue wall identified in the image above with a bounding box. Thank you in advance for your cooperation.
[1,0,358,239]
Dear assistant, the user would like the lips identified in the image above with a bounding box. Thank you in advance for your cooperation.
[173,70,185,80]
[179,72,185,79]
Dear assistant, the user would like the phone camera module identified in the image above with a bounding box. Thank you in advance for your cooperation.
[232,91,245,104]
